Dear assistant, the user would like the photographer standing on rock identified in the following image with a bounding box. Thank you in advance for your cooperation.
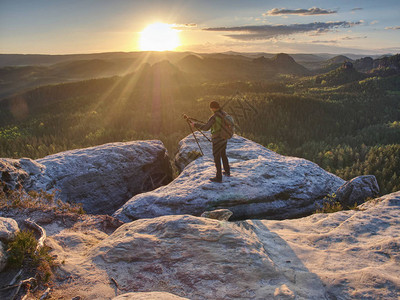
[189,101,232,183]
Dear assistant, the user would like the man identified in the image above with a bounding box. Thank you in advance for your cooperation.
[189,101,230,182]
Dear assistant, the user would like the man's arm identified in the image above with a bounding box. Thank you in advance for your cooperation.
[193,115,215,131]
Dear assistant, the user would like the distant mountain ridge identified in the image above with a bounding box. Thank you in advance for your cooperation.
[177,52,310,81]
[0,51,390,68]
[0,52,313,99]
[0,51,399,100]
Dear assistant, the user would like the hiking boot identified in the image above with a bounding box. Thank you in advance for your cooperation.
[223,171,231,176]
[209,177,222,183]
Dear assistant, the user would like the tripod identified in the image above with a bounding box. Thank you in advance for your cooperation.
[183,114,211,156]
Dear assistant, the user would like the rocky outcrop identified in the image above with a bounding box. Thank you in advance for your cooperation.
[113,292,189,300]
[89,215,327,300]
[0,217,19,242]
[0,141,172,215]
[373,54,400,71]
[336,175,379,207]
[114,134,344,221]
[1,192,397,299]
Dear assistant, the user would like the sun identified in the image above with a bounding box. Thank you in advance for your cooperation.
[139,23,180,51]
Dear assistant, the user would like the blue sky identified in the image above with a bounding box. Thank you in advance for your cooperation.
[0,0,399,54]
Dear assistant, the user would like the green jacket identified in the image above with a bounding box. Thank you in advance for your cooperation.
[195,110,225,139]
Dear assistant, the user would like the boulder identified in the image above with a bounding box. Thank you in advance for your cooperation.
[114,134,344,221]
[0,241,7,272]
[201,209,233,221]
[1,141,172,215]
[89,215,327,299]
[0,217,19,242]
[113,292,189,300]
[0,217,17,273]
[335,175,379,208]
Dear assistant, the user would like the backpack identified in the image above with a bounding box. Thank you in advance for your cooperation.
[219,111,234,140]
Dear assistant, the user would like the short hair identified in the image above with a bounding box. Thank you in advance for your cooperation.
[209,101,220,109]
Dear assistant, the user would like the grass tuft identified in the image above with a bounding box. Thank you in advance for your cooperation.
[315,193,343,213]
[6,230,56,284]
[0,183,85,214]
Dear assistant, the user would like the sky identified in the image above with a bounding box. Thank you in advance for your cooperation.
[0,0,400,55]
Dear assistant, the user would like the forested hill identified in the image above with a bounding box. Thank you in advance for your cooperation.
[0,52,310,100]
[0,53,399,195]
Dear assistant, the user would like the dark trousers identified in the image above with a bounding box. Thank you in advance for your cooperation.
[212,137,230,179]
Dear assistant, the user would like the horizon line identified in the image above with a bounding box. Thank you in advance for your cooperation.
[0,50,397,56]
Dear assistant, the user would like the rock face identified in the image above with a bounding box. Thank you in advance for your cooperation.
[113,292,189,300]
[336,175,379,207]
[244,191,400,300]
[114,134,344,221]
[0,141,172,215]
[0,217,19,242]
[89,215,327,300]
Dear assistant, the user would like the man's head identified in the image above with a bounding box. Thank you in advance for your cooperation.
[209,101,220,112]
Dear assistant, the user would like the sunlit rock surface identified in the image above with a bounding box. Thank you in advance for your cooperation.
[243,191,400,299]
[89,215,327,300]
[114,134,345,221]
[0,141,172,214]
[1,192,397,299]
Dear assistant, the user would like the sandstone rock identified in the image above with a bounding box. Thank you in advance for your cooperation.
[113,292,189,300]
[0,158,41,191]
[89,215,327,299]
[244,191,400,300]
[114,134,344,221]
[29,192,400,299]
[336,175,379,208]
[201,209,233,221]
[0,217,19,242]
[0,241,7,272]
[1,141,172,215]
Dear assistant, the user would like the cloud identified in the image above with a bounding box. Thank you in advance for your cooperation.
[311,35,366,44]
[173,23,197,29]
[351,8,363,11]
[385,26,400,30]
[312,40,338,44]
[341,36,367,40]
[204,21,362,41]
[264,7,337,16]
